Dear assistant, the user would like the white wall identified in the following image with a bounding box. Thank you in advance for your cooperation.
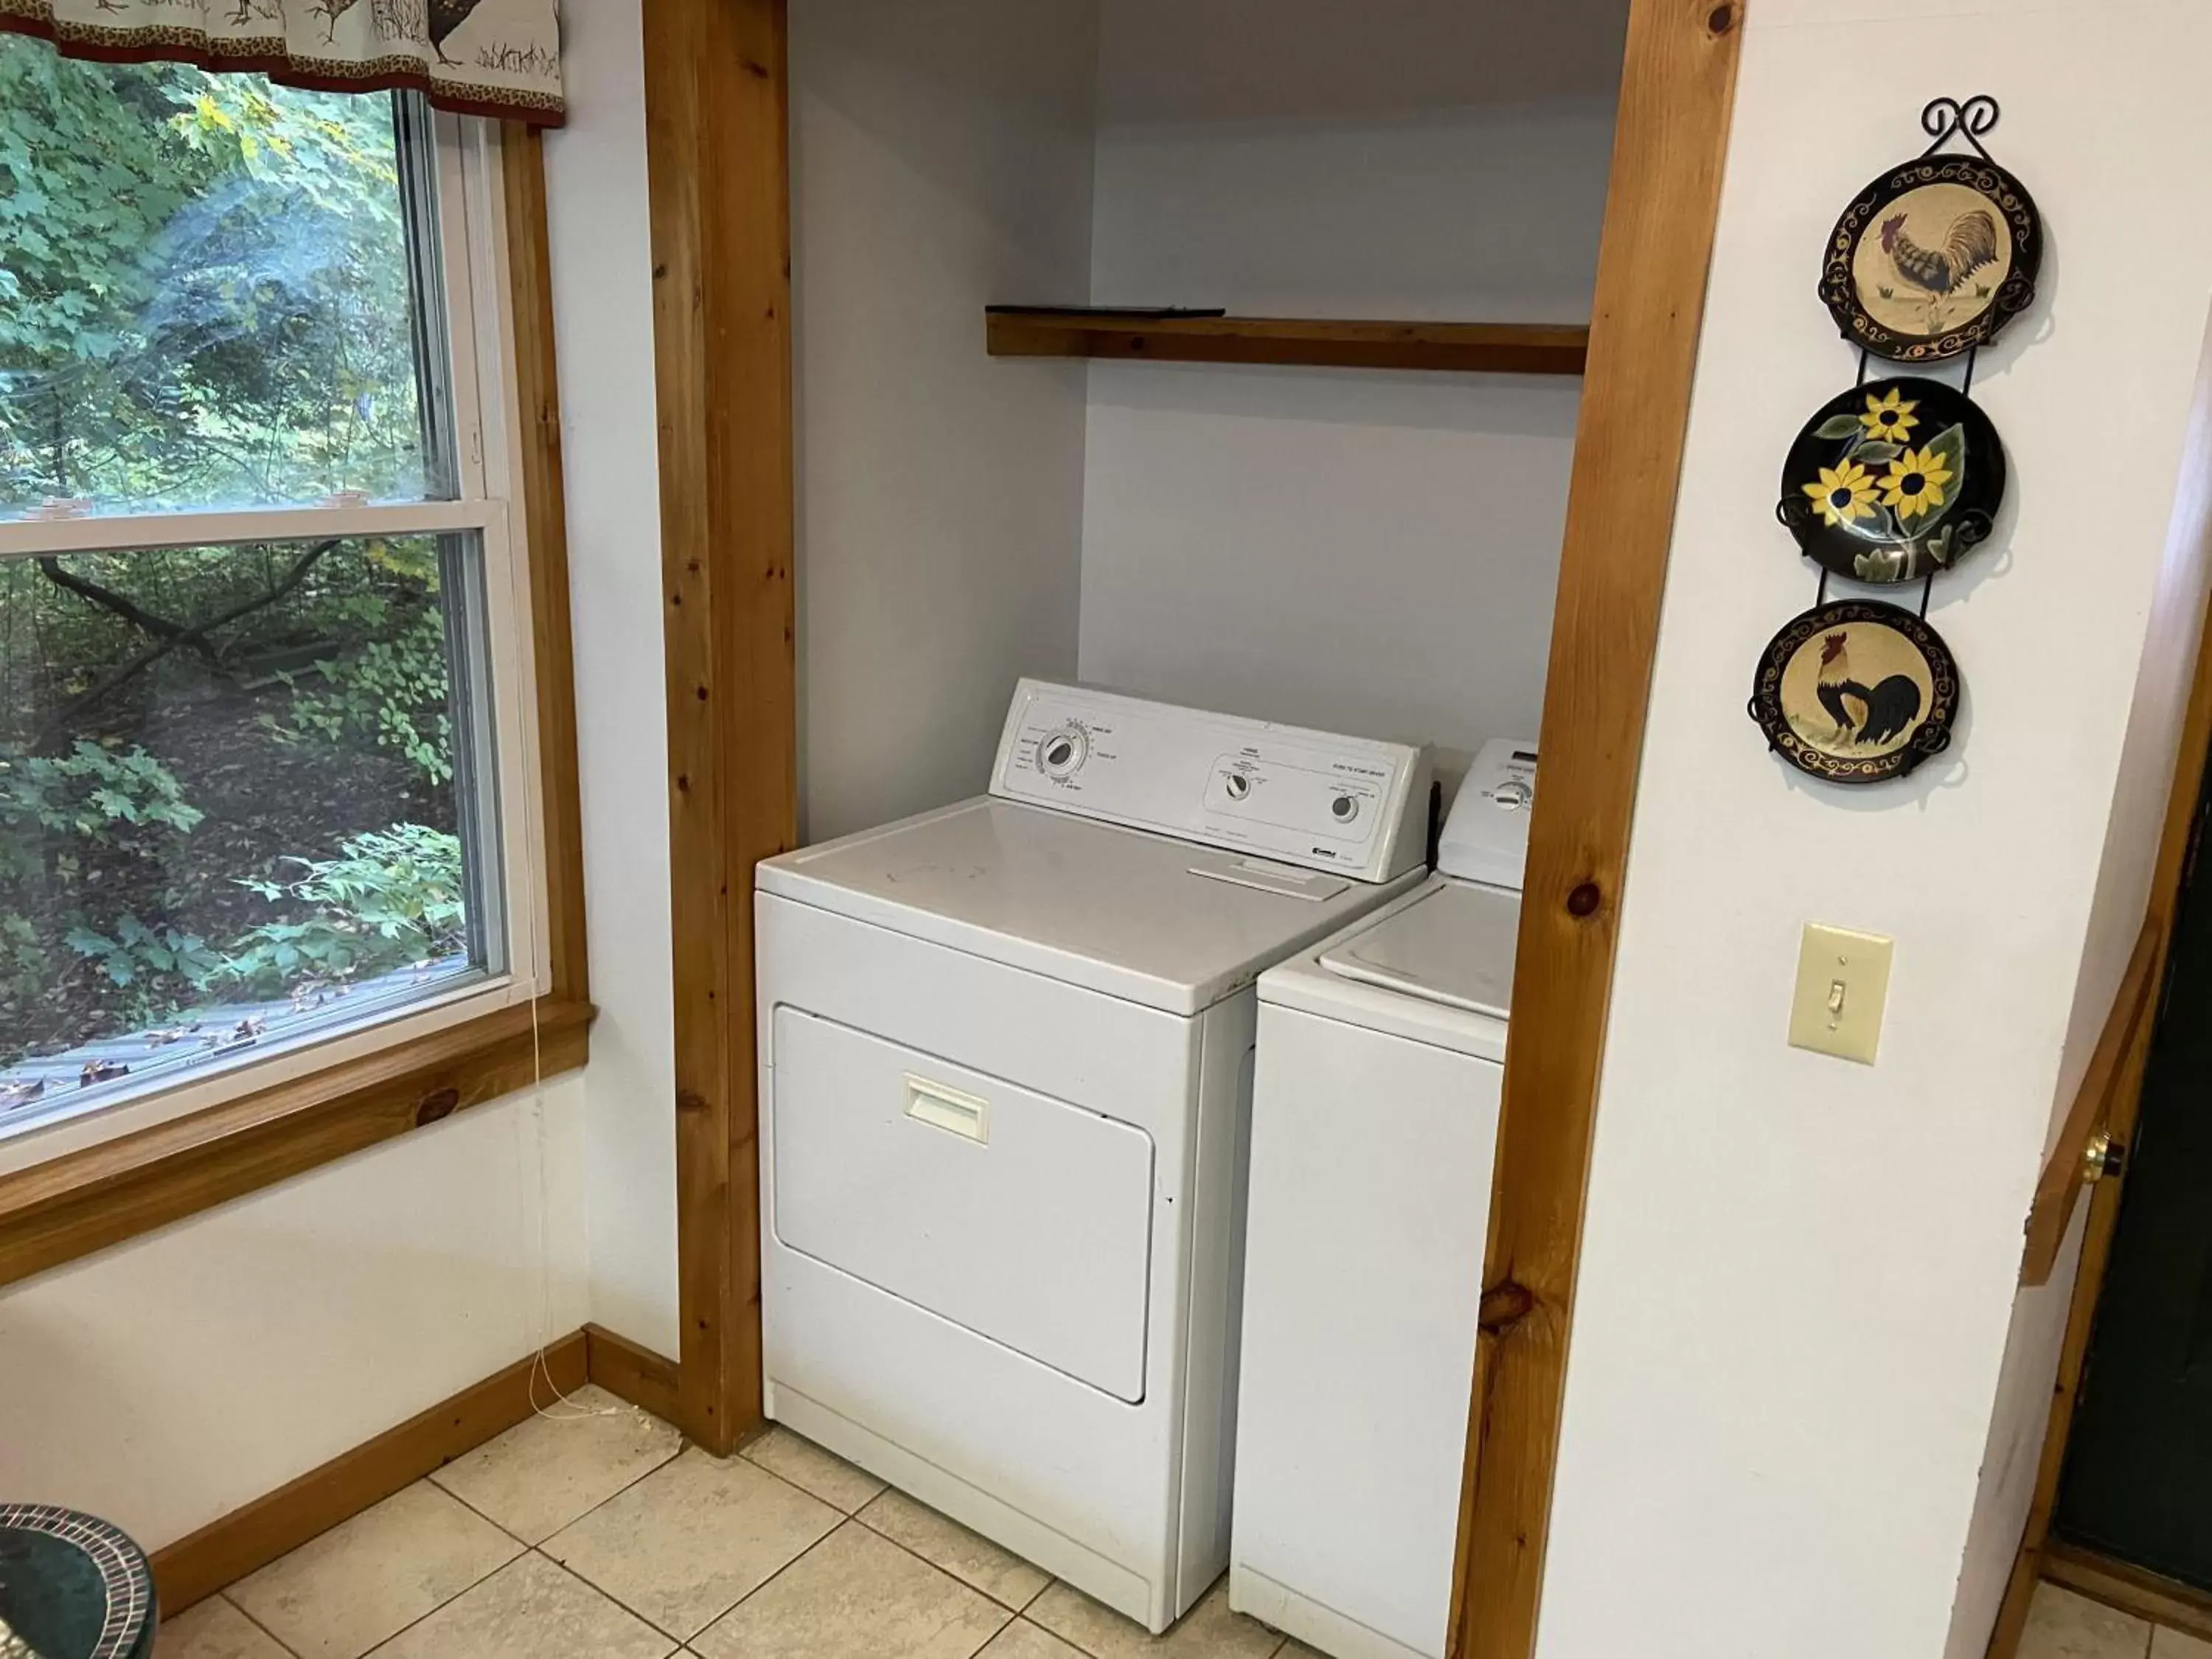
[1939,291,2212,1656]
[791,0,1100,844]
[0,1080,586,1551]
[1074,0,1621,751]
[1536,7,2212,1658]
[0,5,682,1548]
[541,0,679,1358]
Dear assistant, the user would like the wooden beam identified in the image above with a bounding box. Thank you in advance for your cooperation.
[1445,4,1743,1656]
[986,312,1590,376]
[641,0,796,1458]
[2019,917,2160,1287]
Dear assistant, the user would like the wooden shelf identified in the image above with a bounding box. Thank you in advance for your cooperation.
[986,310,1589,376]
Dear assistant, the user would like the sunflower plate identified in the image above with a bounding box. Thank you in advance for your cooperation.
[1777,377,2006,585]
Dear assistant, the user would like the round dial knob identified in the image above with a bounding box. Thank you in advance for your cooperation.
[1037,726,1088,779]
[1224,772,1253,800]
[1494,779,1533,810]
[1330,793,1360,823]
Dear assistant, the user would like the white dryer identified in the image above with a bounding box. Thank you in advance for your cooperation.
[1228,740,1536,1659]
[754,680,1433,1632]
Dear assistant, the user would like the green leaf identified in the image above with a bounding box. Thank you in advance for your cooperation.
[1916,422,1969,534]
[1854,546,1908,582]
[1850,441,1903,465]
[1815,414,1865,440]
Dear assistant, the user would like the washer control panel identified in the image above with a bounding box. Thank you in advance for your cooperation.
[1437,738,1538,891]
[992,679,1432,883]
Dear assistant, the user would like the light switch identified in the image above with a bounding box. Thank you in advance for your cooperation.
[1788,923,1893,1065]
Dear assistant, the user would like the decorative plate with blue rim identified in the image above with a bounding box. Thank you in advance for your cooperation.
[1777,377,2006,585]
[0,1505,156,1659]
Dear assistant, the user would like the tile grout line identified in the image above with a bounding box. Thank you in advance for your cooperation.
[845,1496,1057,1618]
[686,1515,859,1652]
[552,1439,1041,1655]
[216,1587,306,1659]
[220,1491,526,1659]
[524,1540,694,1646]
[534,1550,692,1653]
[428,1399,684,1549]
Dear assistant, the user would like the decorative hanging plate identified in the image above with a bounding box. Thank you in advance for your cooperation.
[1778,376,2006,585]
[1748,600,1960,785]
[1818,100,2042,363]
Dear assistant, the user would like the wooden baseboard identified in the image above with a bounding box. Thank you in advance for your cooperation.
[2042,1540,2212,1644]
[151,1325,681,1614]
[585,1321,683,1425]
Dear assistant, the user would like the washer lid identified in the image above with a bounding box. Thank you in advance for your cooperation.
[1319,879,1520,1015]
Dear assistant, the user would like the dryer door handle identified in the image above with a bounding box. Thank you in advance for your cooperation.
[903,1074,991,1145]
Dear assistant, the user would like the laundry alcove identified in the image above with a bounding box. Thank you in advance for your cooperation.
[655,1,1736,1654]
[786,0,1630,844]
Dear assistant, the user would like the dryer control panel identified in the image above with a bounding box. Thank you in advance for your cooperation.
[991,679,1432,883]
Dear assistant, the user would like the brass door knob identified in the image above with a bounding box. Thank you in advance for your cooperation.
[2082,1131,2128,1184]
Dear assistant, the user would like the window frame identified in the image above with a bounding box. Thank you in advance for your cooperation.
[0,116,591,1283]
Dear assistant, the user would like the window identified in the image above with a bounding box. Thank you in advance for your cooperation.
[0,37,554,1147]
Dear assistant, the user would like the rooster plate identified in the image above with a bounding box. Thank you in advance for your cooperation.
[1749,601,1960,785]
[1820,152,2041,363]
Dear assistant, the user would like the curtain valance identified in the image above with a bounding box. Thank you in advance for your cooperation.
[0,0,563,125]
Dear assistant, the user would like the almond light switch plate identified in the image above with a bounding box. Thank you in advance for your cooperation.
[1789,923,1893,1065]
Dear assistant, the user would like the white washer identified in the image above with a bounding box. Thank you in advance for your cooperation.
[755,680,1433,1632]
[1228,740,1536,1659]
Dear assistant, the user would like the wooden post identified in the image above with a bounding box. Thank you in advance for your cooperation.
[641,0,797,1457]
[1447,3,1745,1654]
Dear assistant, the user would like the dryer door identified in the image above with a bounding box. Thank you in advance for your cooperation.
[771,1008,1157,1402]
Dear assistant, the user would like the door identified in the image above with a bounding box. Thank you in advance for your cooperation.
[2053,773,2212,1587]
[769,1006,1158,1402]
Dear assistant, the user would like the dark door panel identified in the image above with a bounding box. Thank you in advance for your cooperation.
[2055,783,2212,1585]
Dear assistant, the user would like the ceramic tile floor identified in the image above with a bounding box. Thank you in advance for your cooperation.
[153,1386,1319,1659]
[2019,1584,2212,1659]
[149,1391,2212,1659]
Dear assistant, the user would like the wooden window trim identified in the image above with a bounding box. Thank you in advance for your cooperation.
[0,125,593,1292]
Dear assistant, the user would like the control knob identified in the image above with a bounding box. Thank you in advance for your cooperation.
[1037,726,1088,779]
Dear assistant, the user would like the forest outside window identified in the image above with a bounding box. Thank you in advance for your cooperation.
[0,36,552,1148]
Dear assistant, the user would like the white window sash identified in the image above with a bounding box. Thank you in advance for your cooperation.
[0,114,554,1164]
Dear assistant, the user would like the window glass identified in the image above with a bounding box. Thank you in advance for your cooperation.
[0,534,502,1121]
[0,38,451,518]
